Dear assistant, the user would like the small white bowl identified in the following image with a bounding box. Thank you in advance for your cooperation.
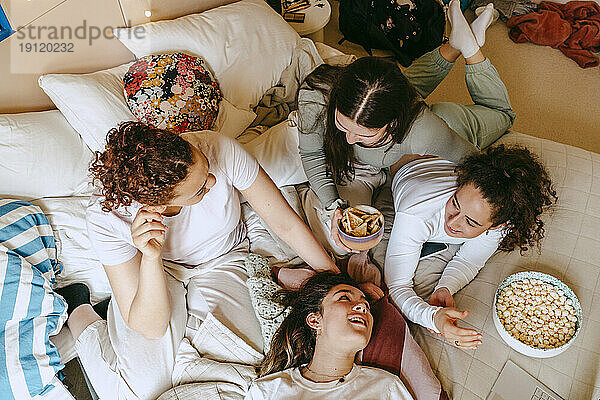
[493,271,582,358]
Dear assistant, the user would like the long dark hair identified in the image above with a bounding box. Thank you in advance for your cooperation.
[259,272,365,377]
[301,57,425,184]
[455,144,558,253]
[90,121,194,212]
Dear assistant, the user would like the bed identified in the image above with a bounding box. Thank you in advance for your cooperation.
[0,0,598,399]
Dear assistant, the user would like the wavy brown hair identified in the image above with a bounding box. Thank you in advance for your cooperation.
[259,272,366,377]
[90,121,194,212]
[455,144,557,253]
[300,57,425,184]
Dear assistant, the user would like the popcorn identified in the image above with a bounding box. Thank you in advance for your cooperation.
[496,279,577,349]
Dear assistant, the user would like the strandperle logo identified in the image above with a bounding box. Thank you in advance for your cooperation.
[14,20,145,46]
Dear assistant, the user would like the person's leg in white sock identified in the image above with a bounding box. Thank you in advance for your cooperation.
[448,0,480,58]
[471,3,495,47]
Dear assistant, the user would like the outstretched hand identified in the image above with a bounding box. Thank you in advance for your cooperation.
[433,307,482,350]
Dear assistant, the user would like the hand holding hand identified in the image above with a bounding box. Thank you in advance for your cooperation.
[433,307,482,350]
[427,288,455,335]
[131,206,167,260]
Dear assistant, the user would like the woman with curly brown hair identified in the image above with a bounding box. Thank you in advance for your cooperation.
[61,121,337,400]
[384,145,557,350]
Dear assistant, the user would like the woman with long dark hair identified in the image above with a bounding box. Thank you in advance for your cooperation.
[298,1,514,266]
[246,272,413,399]
[385,145,557,349]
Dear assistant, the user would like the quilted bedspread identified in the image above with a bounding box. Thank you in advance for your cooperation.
[412,131,600,400]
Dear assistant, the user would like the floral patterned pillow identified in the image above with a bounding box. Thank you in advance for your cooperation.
[123,53,222,133]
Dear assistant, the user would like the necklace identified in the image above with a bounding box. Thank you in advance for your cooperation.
[304,365,351,383]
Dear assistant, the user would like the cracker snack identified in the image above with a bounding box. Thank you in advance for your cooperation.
[497,279,578,349]
[340,207,382,237]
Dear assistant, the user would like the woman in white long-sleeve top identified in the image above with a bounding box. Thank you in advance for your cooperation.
[385,145,557,349]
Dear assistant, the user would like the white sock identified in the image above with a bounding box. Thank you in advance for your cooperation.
[471,3,495,47]
[448,0,480,59]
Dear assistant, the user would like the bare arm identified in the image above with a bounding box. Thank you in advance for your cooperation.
[103,207,171,339]
[242,167,338,272]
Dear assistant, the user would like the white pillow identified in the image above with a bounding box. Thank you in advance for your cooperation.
[113,0,299,110]
[243,119,307,187]
[39,63,256,152]
[0,110,93,200]
[213,100,256,139]
[39,63,136,154]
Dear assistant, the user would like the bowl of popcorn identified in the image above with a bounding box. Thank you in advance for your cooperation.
[493,271,582,358]
[337,205,384,251]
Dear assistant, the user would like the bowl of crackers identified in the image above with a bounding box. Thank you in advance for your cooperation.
[493,271,582,358]
[337,205,384,251]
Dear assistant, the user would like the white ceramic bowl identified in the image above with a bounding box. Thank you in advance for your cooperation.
[493,271,582,358]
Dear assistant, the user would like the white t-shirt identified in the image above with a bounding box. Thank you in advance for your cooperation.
[86,132,260,267]
[385,158,504,332]
[245,365,413,400]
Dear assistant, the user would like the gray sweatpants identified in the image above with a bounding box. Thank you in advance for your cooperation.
[404,47,516,149]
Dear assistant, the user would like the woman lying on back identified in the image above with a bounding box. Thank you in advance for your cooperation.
[246,272,413,399]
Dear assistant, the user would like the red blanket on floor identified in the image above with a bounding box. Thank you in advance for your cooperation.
[507,1,600,68]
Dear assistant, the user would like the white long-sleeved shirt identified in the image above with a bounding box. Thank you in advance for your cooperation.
[385,158,504,332]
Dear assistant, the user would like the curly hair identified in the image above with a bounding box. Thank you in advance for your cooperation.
[90,121,195,212]
[455,144,557,253]
[259,272,365,377]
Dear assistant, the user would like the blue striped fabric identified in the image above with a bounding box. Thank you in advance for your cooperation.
[0,200,67,399]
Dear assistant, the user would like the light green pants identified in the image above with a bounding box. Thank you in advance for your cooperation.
[403,48,516,149]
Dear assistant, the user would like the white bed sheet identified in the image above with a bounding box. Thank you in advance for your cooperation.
[44,130,600,399]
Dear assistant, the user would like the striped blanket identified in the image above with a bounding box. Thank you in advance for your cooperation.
[0,200,67,399]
